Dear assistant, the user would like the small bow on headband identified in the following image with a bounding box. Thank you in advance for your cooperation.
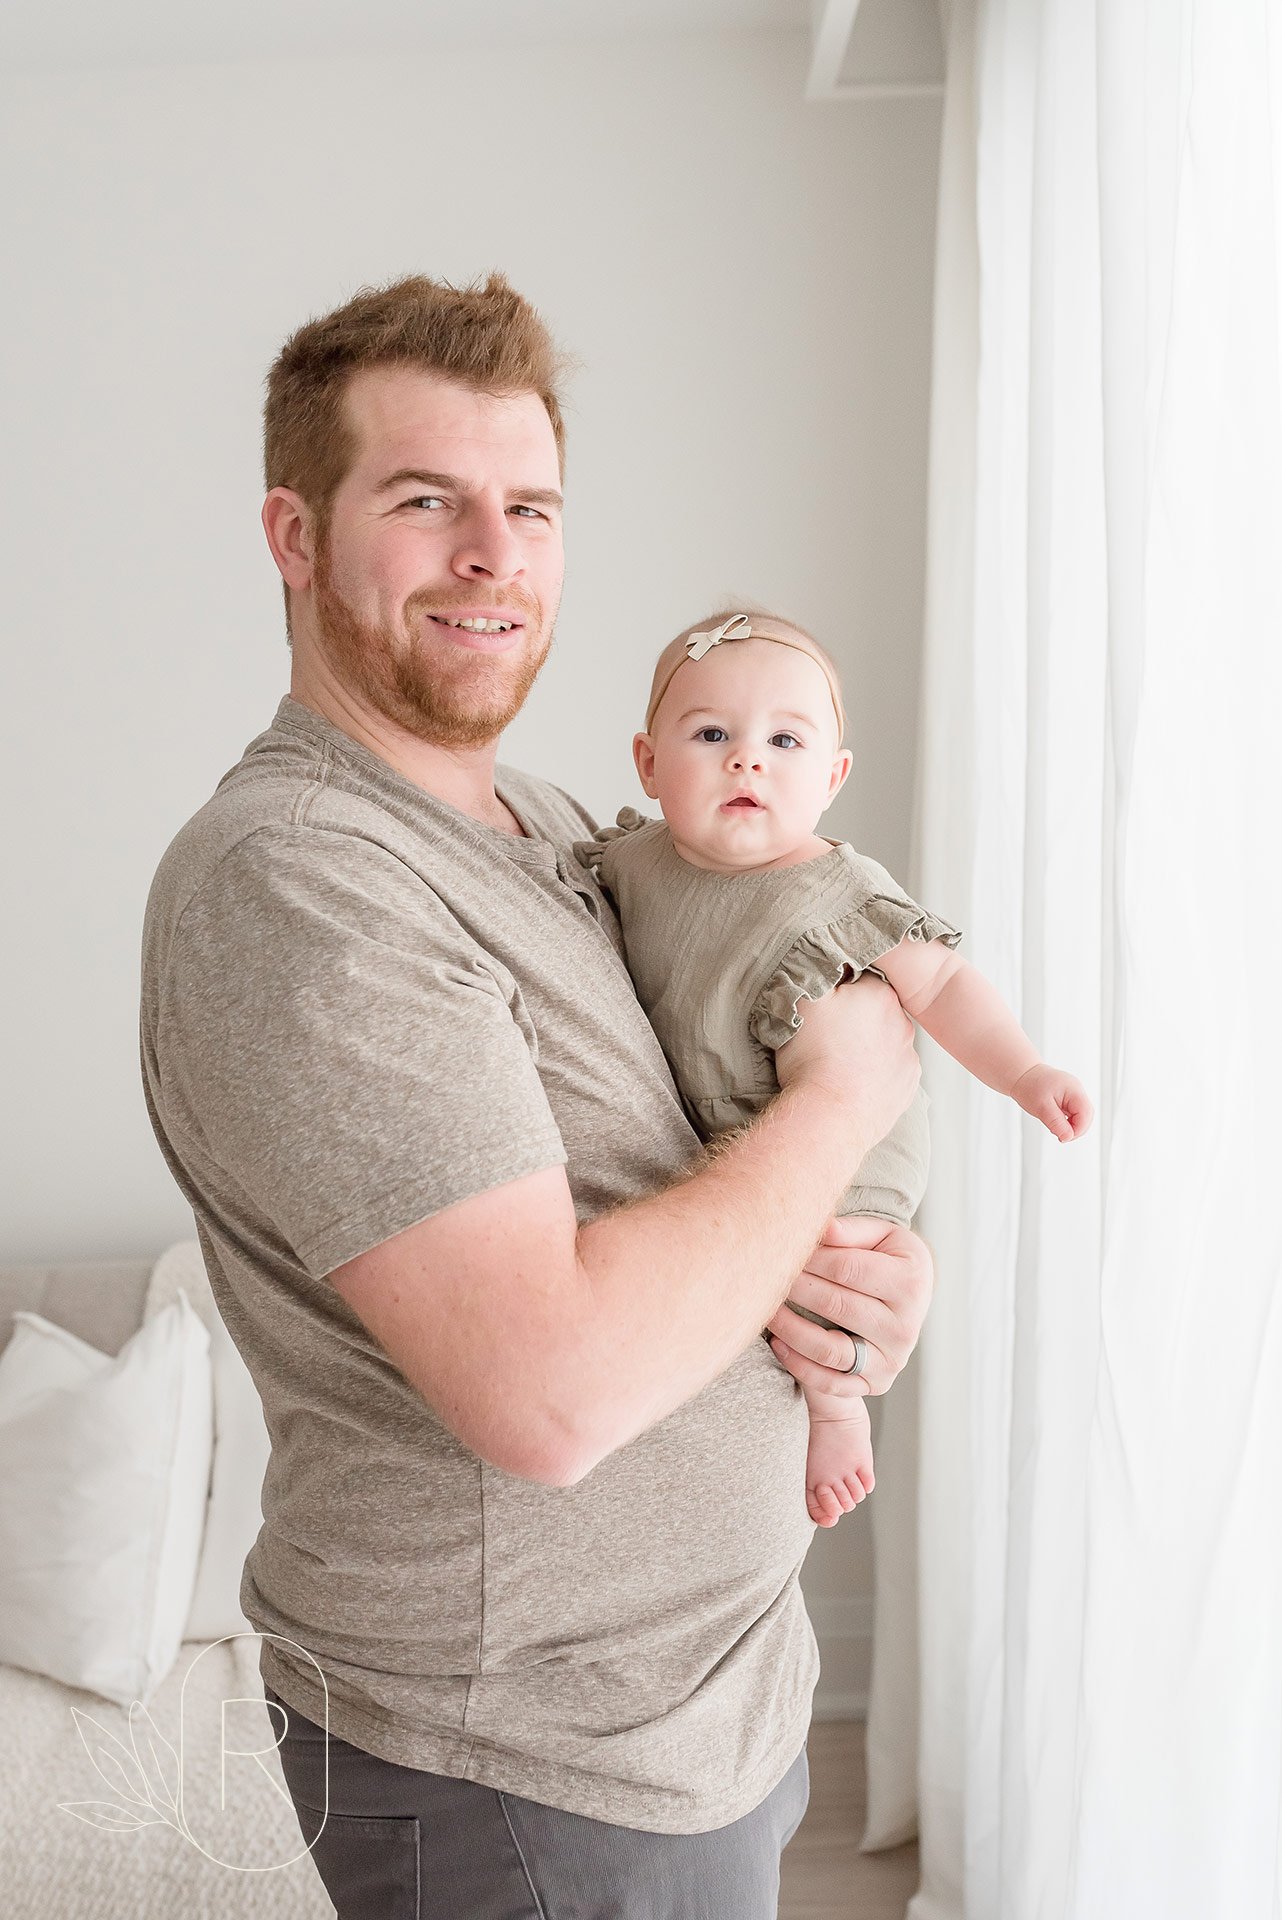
[644,611,847,740]
[686,612,753,660]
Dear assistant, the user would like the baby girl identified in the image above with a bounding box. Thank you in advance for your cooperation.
[575,610,1093,1528]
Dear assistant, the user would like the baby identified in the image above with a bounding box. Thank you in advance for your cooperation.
[575,609,1093,1528]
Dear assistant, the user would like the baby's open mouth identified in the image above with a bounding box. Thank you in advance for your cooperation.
[724,795,763,809]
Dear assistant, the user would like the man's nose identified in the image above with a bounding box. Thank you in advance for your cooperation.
[449,501,524,583]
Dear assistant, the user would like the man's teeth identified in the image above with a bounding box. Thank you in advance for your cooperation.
[443,616,513,632]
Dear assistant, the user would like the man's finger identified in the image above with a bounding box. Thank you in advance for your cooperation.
[807,1223,934,1317]
[816,1212,899,1251]
[768,1335,873,1396]
[804,1239,895,1308]
[765,1300,884,1374]
[770,1283,898,1358]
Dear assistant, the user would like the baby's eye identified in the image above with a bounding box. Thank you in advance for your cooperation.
[696,727,728,744]
[770,732,803,750]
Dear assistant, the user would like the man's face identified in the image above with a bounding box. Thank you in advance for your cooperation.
[304,365,565,749]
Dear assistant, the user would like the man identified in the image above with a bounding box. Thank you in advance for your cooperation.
[140,273,932,1919]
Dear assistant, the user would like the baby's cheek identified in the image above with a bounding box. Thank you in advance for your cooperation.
[653,765,710,836]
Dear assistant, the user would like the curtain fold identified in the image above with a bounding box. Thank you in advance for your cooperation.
[865,3,1282,1914]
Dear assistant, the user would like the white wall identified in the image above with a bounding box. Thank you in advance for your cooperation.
[0,27,941,1705]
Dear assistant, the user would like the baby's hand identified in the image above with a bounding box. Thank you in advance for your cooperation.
[1011,1064,1094,1141]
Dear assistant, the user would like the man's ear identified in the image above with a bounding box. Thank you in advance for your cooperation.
[262,488,316,592]
[823,747,854,809]
[632,732,659,799]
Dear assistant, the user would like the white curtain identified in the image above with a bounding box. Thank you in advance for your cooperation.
[864,3,1282,1916]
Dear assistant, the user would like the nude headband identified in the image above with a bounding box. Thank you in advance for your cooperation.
[644,613,847,741]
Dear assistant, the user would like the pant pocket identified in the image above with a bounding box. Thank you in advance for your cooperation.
[291,1804,421,1920]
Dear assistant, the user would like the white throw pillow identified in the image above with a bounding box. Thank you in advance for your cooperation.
[145,1241,271,1641]
[0,1293,212,1705]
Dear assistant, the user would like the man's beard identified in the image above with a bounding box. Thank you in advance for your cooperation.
[309,532,553,750]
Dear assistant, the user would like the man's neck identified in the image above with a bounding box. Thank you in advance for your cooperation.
[287,663,526,837]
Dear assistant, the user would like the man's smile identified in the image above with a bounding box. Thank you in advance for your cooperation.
[425,609,526,651]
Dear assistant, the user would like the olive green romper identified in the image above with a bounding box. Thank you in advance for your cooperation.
[574,808,963,1239]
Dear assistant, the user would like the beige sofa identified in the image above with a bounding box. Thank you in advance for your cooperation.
[0,1256,333,1919]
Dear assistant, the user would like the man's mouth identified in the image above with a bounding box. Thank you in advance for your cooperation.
[423,610,528,653]
[427,614,521,634]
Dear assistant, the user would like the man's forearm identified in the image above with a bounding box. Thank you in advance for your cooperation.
[324,981,919,1488]
[567,1082,876,1471]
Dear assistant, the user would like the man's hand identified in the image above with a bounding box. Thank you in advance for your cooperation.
[764,1214,934,1397]
[774,973,921,1149]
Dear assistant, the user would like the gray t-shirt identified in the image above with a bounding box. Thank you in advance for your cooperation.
[139,694,818,1833]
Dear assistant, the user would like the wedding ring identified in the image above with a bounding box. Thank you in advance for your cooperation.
[843,1336,869,1377]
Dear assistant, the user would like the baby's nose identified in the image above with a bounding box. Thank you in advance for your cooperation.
[729,748,765,772]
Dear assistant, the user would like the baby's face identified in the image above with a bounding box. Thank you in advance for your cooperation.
[635,636,850,871]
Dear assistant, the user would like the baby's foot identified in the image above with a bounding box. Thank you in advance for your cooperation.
[805,1399,875,1528]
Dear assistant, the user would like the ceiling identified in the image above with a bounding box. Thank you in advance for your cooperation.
[1,0,810,75]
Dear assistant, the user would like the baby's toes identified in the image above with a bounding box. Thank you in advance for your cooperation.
[808,1483,843,1527]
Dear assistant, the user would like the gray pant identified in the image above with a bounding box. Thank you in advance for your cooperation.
[265,1685,810,1920]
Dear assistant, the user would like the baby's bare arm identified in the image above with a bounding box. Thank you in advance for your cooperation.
[878,942,1039,1093]
[876,938,1093,1140]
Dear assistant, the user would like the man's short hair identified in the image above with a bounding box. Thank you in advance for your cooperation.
[263,271,569,524]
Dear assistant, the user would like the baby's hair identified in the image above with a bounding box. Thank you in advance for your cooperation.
[644,606,847,740]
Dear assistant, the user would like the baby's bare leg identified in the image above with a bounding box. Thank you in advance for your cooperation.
[801,1375,875,1528]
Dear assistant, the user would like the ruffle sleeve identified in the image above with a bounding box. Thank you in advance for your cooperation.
[748,888,962,1055]
[571,805,655,879]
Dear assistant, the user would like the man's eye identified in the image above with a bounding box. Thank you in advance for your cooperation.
[405,496,446,511]
[510,505,545,519]
[770,732,803,750]
[696,727,729,744]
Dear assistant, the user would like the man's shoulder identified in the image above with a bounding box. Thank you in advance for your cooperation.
[143,720,400,954]
[143,715,597,953]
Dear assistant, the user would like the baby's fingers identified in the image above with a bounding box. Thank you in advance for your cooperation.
[1032,1092,1075,1141]
[1037,1085,1093,1142]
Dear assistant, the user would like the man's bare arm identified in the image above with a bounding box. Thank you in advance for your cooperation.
[328,975,919,1488]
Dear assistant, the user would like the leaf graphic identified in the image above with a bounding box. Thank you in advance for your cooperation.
[128,1701,180,1820]
[57,1799,168,1832]
[69,1706,155,1812]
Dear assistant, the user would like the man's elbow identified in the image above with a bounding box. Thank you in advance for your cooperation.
[467,1324,618,1488]
[521,1448,595,1489]
[539,1407,637,1486]
[474,1404,602,1489]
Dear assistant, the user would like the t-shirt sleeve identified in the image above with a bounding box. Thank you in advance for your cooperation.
[153,825,567,1279]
